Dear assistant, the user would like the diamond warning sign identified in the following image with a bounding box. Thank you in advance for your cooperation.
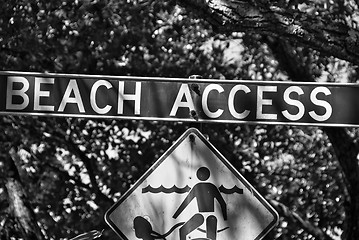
[105,128,278,240]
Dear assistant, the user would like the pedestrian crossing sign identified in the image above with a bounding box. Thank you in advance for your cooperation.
[105,128,278,240]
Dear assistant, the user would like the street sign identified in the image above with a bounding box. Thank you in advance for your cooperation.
[3,70,359,127]
[105,128,279,240]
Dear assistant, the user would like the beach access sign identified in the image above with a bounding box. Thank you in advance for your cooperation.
[1,71,359,126]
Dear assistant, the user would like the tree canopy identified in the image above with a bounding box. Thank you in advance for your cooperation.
[1,0,359,240]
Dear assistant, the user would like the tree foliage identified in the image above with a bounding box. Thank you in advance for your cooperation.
[0,0,358,240]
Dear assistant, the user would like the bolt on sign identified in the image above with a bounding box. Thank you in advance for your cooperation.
[2,71,359,126]
[105,128,279,240]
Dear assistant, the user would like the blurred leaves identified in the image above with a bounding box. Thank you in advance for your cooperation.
[0,0,355,239]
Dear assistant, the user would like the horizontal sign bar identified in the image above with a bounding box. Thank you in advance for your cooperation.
[1,71,359,127]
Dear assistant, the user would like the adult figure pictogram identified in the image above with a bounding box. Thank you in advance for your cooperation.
[172,167,227,240]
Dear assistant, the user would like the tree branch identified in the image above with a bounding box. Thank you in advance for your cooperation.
[3,148,45,240]
[263,37,357,239]
[270,199,335,240]
[323,127,359,240]
[264,36,315,82]
[178,0,359,65]
[45,130,114,206]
